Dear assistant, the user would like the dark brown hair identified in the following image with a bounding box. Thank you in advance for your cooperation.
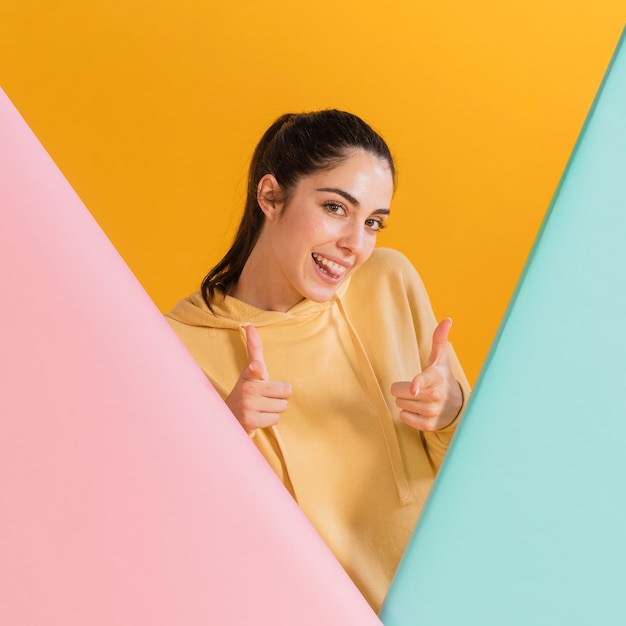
[201,109,395,306]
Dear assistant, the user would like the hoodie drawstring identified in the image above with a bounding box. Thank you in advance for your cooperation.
[333,295,412,505]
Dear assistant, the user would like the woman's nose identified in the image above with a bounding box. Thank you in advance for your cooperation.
[338,221,366,254]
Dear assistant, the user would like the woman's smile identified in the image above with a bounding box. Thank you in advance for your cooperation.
[311,252,348,281]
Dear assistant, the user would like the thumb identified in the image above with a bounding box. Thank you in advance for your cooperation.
[244,324,269,381]
[427,318,452,368]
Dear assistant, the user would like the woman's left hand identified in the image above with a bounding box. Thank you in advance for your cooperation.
[390,318,463,431]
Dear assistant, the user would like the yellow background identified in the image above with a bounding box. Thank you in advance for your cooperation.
[1,1,624,383]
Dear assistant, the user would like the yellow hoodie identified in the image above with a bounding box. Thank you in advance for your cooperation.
[166,248,470,611]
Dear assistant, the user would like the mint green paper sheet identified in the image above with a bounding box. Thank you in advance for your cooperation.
[381,26,626,626]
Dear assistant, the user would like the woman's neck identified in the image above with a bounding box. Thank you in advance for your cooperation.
[230,241,303,313]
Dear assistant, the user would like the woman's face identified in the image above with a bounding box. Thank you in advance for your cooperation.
[253,150,394,311]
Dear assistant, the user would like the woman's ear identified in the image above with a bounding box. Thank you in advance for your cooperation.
[257,174,283,222]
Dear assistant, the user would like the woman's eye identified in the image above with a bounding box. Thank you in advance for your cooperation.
[324,202,345,215]
[365,218,386,232]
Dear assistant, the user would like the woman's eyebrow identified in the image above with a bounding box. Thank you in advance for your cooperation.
[316,187,360,206]
[316,188,390,215]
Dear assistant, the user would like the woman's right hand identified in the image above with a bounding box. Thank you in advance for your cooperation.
[225,324,292,434]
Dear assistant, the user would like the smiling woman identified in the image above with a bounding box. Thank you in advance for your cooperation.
[165,110,471,611]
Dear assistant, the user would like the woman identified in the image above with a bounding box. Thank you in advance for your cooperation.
[166,110,470,611]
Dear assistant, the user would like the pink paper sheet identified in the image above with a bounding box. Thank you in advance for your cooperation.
[0,88,381,626]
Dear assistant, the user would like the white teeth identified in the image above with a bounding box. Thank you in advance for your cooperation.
[312,253,347,275]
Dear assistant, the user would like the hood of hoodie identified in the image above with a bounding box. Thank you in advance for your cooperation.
[166,278,349,330]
